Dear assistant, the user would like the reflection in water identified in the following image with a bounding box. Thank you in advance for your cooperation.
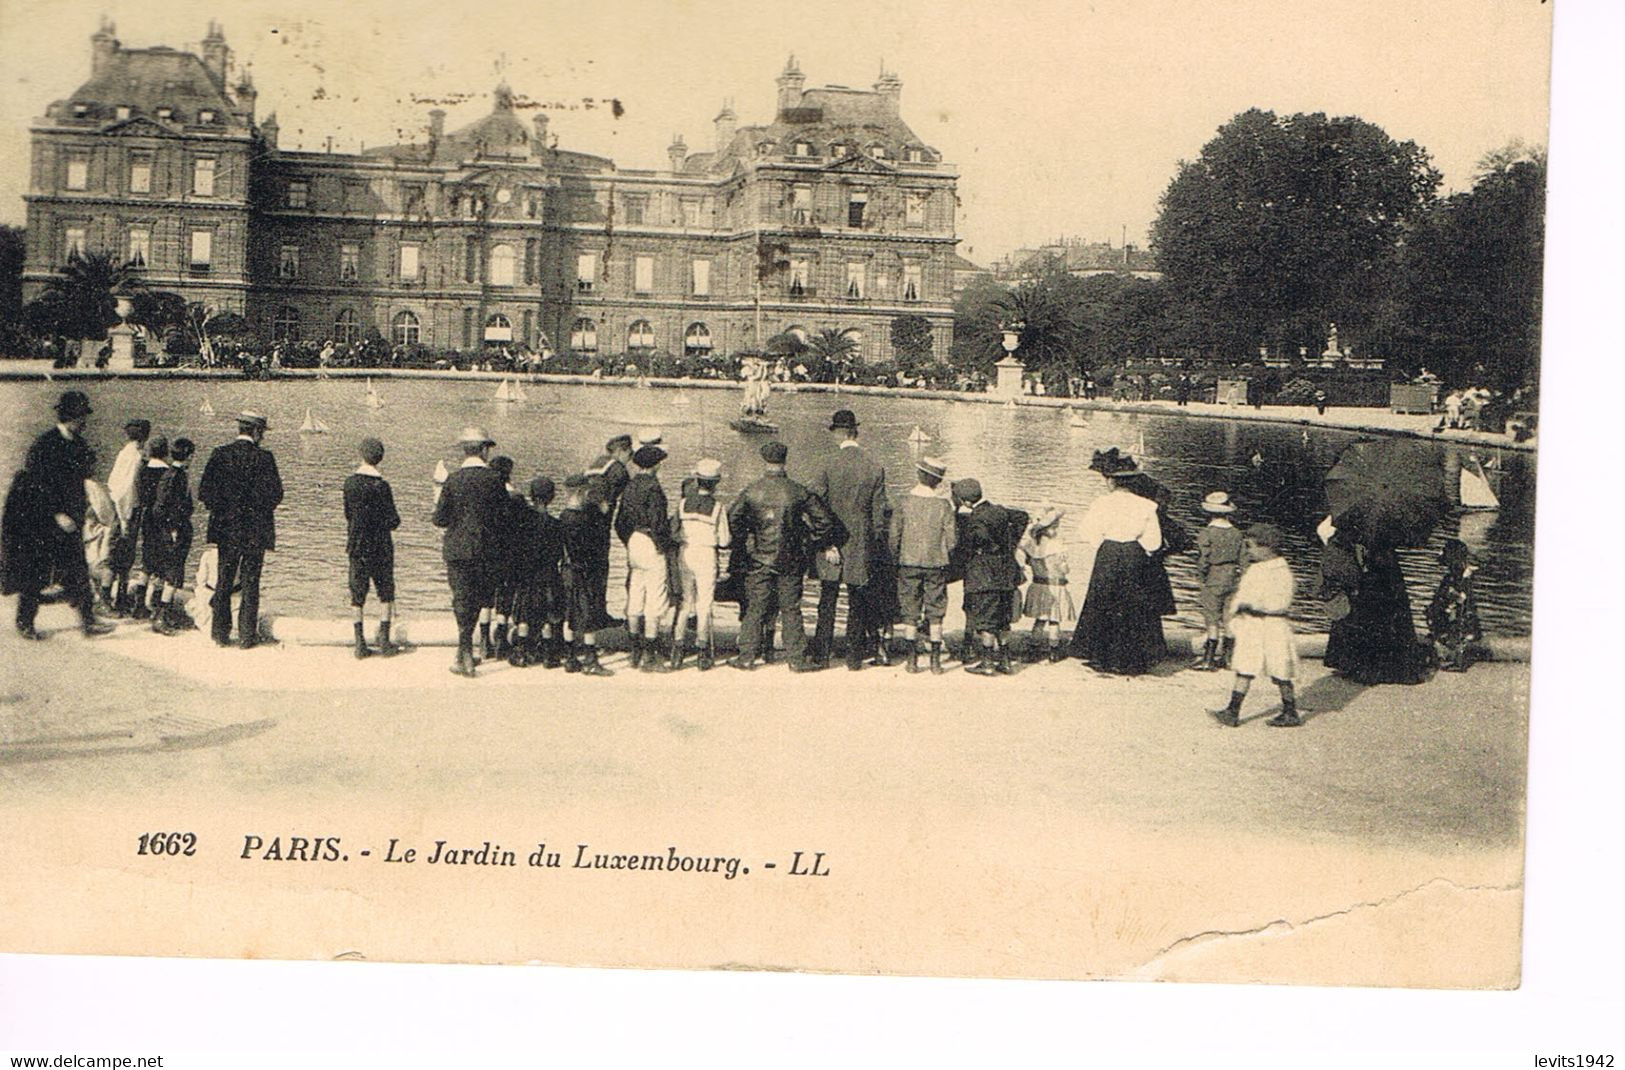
[0,380,1534,636]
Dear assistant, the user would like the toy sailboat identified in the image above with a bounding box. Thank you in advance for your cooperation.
[907,425,931,446]
[671,392,692,408]
[1069,408,1089,428]
[512,378,528,402]
[494,378,527,403]
[1459,457,1500,510]
[365,379,383,409]
[199,398,215,416]
[1003,398,1018,410]
[298,407,329,434]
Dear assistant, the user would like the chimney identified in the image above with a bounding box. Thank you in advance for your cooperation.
[234,67,257,122]
[667,134,688,172]
[775,54,805,116]
[531,112,549,156]
[428,108,446,142]
[713,99,737,153]
[91,18,119,75]
[260,112,279,149]
[201,21,229,87]
[873,65,902,115]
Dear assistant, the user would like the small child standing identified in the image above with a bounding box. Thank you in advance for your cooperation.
[1018,505,1074,663]
[1212,523,1302,728]
[672,458,732,670]
[1193,491,1245,671]
[1427,538,1482,672]
[147,437,196,634]
[343,437,401,658]
[509,476,567,668]
[559,473,613,676]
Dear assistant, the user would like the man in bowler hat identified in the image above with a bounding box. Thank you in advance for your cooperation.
[433,427,510,676]
[726,441,837,672]
[1,391,115,639]
[809,409,890,670]
[197,411,284,648]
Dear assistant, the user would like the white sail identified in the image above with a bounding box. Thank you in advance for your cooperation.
[199,398,215,416]
[511,379,528,402]
[1460,461,1500,510]
[1069,408,1088,428]
[299,407,328,434]
[494,379,513,403]
[908,425,931,446]
[365,379,383,408]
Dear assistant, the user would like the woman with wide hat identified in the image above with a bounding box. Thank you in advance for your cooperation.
[1067,448,1166,675]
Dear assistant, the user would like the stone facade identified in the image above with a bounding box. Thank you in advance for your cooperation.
[24,31,959,365]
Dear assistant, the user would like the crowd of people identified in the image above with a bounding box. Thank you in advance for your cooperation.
[1,391,1491,728]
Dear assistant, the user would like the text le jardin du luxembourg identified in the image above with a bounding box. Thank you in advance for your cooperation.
[222,835,832,881]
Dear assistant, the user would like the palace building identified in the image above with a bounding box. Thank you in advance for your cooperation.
[22,24,961,364]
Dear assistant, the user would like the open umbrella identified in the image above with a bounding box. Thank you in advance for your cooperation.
[1324,439,1451,548]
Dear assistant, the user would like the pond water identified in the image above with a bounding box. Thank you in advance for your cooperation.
[0,378,1536,636]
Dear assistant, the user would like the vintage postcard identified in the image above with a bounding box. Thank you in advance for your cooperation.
[0,0,1549,988]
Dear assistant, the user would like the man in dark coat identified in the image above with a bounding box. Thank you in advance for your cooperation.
[197,411,284,648]
[726,441,837,672]
[809,409,890,670]
[1,391,113,639]
[949,478,1029,676]
[433,426,510,677]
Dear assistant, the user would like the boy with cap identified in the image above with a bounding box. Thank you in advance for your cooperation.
[1193,490,1245,671]
[615,443,676,671]
[509,476,566,668]
[1211,523,1302,728]
[105,417,150,614]
[726,441,837,671]
[343,437,401,658]
[950,478,1029,676]
[146,437,196,634]
[672,458,732,670]
[559,473,613,675]
[133,435,171,620]
[484,455,527,659]
[889,455,958,673]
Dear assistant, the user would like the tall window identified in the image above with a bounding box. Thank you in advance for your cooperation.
[340,242,360,282]
[680,199,700,227]
[464,238,479,283]
[623,196,646,225]
[522,310,534,346]
[128,153,152,194]
[684,322,712,357]
[286,180,308,208]
[63,227,86,263]
[691,259,711,297]
[847,190,867,228]
[570,317,598,352]
[192,157,216,196]
[278,245,300,280]
[461,308,473,348]
[489,244,515,286]
[398,242,420,280]
[188,230,212,273]
[627,319,655,351]
[392,310,420,346]
[788,259,809,296]
[333,309,361,345]
[903,263,923,302]
[576,253,597,292]
[127,227,150,268]
[524,239,538,285]
[790,184,812,224]
[272,306,301,342]
[633,255,654,295]
[65,153,88,191]
[905,191,927,226]
[400,183,425,217]
[845,261,865,299]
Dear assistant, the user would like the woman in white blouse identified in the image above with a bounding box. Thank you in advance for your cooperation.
[1067,448,1168,674]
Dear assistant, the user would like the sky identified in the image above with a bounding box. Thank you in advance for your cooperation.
[0,0,1552,264]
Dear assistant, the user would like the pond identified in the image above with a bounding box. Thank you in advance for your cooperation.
[0,377,1536,637]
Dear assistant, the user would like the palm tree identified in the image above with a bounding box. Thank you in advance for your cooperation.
[30,250,138,350]
[806,327,861,382]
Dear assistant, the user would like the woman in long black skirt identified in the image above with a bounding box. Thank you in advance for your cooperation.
[1319,512,1434,685]
[1069,450,1167,674]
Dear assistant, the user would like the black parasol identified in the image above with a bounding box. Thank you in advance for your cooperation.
[1324,439,1451,548]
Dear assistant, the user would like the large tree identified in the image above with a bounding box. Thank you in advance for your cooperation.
[889,313,934,371]
[1151,109,1441,358]
[24,250,138,352]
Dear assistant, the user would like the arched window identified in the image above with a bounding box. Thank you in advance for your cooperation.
[484,313,512,343]
[272,306,300,342]
[489,244,515,286]
[627,319,655,351]
[684,322,712,357]
[333,308,361,345]
[392,310,420,347]
[570,317,598,352]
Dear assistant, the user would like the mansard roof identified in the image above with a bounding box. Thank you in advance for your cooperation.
[689,84,935,174]
[52,47,237,124]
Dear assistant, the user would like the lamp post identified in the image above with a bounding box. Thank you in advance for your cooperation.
[994,319,1025,400]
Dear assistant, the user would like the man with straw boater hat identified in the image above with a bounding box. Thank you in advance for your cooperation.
[888,454,957,674]
[1194,489,1245,671]
[433,426,509,677]
[2,390,114,640]
[197,410,283,649]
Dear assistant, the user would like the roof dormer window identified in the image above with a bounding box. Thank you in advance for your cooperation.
[156,107,173,120]
[199,109,216,123]
[756,141,776,157]
[831,143,849,158]
[72,104,89,118]
[869,144,888,160]
[906,147,925,163]
[792,141,812,157]
[115,106,131,121]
